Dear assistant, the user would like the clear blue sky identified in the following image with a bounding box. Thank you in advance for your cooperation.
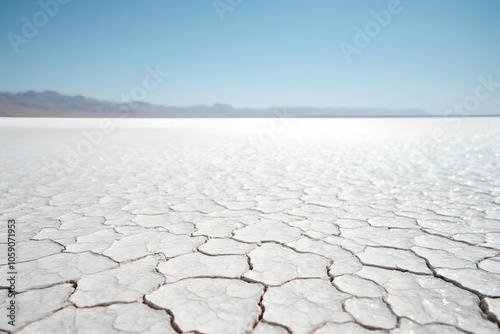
[0,0,499,114]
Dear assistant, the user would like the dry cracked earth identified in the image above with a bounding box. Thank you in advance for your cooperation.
[0,118,499,334]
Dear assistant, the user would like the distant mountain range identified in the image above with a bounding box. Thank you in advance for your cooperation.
[0,91,430,117]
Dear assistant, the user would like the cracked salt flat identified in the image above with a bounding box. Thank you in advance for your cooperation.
[344,297,397,330]
[0,284,74,331]
[17,304,177,334]
[146,278,263,334]
[70,255,165,307]
[1,118,500,333]
[263,279,352,333]
[157,252,249,282]
[357,246,431,274]
[244,243,330,285]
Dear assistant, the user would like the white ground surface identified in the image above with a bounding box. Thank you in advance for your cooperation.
[0,118,499,333]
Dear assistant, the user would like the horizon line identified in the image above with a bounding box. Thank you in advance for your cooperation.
[1,90,429,113]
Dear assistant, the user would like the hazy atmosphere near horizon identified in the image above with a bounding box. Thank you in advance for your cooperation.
[1,0,499,116]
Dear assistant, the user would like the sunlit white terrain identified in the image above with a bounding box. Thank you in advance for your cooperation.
[1,118,499,333]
